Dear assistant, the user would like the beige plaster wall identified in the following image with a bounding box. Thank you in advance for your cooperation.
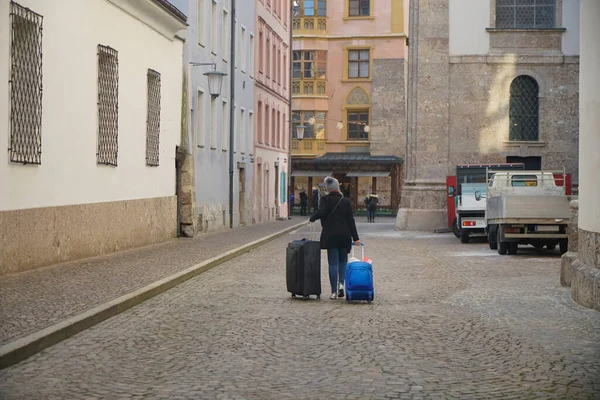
[0,196,177,276]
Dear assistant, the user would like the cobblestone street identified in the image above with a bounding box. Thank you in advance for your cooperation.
[1,219,599,399]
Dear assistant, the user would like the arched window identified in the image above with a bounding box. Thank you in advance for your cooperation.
[345,87,370,141]
[509,76,539,142]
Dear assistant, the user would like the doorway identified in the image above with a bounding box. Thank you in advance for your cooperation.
[274,164,280,219]
[238,167,246,226]
[506,156,542,170]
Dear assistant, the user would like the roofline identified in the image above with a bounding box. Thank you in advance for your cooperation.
[150,0,187,23]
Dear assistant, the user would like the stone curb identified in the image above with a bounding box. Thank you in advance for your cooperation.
[0,221,308,369]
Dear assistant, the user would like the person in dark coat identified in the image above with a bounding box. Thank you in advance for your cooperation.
[309,176,360,300]
[366,193,379,223]
[299,189,308,216]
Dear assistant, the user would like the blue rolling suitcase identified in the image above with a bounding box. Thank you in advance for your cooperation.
[345,244,374,303]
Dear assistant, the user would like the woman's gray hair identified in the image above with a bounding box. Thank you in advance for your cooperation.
[324,176,339,192]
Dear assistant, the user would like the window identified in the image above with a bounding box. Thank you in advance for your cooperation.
[292,51,326,79]
[222,8,229,61]
[211,1,217,54]
[277,111,281,147]
[496,0,555,29]
[349,0,370,17]
[266,37,271,78]
[296,0,327,17]
[272,43,276,82]
[222,99,229,151]
[511,175,538,187]
[197,89,205,148]
[257,101,263,143]
[282,112,287,149]
[241,26,247,72]
[210,97,217,149]
[277,48,282,85]
[249,33,255,76]
[272,108,276,147]
[197,0,205,45]
[283,51,287,88]
[509,76,539,141]
[241,108,246,154]
[146,69,161,166]
[348,49,370,79]
[259,31,264,73]
[291,111,326,139]
[265,104,270,145]
[248,111,254,154]
[97,45,119,166]
[347,110,369,140]
[9,2,43,165]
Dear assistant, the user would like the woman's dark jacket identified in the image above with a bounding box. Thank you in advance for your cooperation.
[309,191,359,252]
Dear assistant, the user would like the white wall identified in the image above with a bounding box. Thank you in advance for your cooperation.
[449,0,490,56]
[562,0,580,56]
[0,0,183,211]
[578,0,600,232]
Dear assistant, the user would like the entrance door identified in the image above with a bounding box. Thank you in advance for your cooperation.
[239,167,246,226]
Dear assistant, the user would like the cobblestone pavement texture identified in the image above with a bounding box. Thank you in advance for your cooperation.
[0,218,303,346]
[1,219,599,399]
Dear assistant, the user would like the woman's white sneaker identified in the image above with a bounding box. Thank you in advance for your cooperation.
[329,292,337,299]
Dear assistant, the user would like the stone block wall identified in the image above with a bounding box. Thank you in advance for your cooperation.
[561,199,578,287]
[371,59,406,159]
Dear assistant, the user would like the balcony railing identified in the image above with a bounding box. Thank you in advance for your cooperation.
[291,139,326,156]
[292,16,327,32]
[292,79,327,97]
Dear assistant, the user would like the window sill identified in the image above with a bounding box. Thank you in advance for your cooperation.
[502,141,546,147]
[343,16,374,21]
[211,51,217,56]
[486,28,566,33]
[342,78,371,83]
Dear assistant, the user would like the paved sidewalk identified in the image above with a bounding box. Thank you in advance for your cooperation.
[0,218,305,347]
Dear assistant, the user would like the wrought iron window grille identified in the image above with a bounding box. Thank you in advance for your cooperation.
[146,69,161,167]
[496,0,556,29]
[97,45,119,166]
[9,1,43,165]
[509,76,540,141]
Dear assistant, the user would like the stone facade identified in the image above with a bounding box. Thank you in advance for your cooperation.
[397,0,580,231]
[0,197,177,276]
[370,59,407,159]
[560,199,579,287]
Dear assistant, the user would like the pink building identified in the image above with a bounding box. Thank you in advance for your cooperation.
[290,0,407,214]
[254,0,291,223]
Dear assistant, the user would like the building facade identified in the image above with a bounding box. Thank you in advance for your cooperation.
[172,0,256,233]
[0,0,186,275]
[290,0,406,214]
[254,0,291,223]
[398,0,580,231]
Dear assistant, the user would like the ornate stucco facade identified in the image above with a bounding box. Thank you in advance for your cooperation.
[397,0,580,231]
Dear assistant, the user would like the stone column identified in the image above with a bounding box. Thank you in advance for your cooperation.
[570,0,600,311]
[396,0,451,231]
[560,199,579,287]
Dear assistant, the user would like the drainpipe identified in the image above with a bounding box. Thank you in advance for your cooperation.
[229,0,236,229]
[287,2,294,219]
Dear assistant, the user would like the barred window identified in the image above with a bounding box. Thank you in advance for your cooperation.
[496,0,555,29]
[509,76,539,141]
[9,2,43,165]
[347,110,369,140]
[97,45,119,166]
[146,69,161,166]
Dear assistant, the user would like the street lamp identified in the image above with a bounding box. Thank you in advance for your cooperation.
[296,125,306,140]
[190,62,227,98]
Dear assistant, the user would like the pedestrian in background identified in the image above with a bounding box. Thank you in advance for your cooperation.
[299,189,308,216]
[310,176,360,300]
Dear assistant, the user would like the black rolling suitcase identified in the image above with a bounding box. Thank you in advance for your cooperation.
[286,223,321,299]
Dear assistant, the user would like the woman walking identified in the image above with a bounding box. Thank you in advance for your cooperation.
[310,176,361,299]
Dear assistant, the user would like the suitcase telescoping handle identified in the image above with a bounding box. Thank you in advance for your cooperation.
[351,242,365,259]
[308,222,318,241]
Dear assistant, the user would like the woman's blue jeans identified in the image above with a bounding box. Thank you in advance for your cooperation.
[326,248,348,293]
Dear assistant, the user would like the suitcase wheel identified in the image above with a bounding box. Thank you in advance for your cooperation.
[317,295,321,300]
[303,295,309,299]
[291,294,296,298]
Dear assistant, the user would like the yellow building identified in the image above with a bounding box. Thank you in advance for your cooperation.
[290,0,406,213]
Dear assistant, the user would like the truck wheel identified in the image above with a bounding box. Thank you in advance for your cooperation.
[559,240,568,255]
[546,243,556,251]
[460,230,470,244]
[508,242,518,255]
[488,227,498,250]
[497,230,508,255]
[452,218,460,238]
